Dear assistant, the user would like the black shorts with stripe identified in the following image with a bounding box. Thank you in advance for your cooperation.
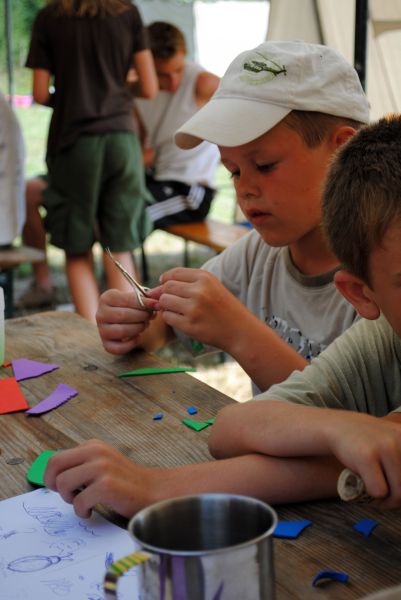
[146,173,215,229]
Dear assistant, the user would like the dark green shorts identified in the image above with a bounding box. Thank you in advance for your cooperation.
[44,132,153,255]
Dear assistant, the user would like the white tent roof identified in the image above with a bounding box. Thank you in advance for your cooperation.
[267,0,401,120]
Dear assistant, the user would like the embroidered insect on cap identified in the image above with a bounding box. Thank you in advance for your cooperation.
[175,40,370,149]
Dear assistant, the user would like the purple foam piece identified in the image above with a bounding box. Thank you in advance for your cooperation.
[12,358,59,382]
[26,383,78,415]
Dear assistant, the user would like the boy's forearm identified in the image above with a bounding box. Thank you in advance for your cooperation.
[151,454,341,507]
[223,313,307,392]
[209,400,337,460]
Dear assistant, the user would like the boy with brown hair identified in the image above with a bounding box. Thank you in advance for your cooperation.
[45,114,401,519]
[134,20,220,228]
[210,114,401,510]
[97,40,368,394]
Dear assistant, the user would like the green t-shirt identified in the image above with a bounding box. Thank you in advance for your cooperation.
[255,314,401,415]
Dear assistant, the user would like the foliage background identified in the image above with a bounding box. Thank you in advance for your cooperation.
[0,1,43,69]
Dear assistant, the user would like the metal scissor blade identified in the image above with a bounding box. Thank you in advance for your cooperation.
[105,247,149,308]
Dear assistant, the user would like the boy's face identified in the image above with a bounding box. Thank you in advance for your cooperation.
[219,121,338,248]
[364,224,401,338]
[154,51,186,93]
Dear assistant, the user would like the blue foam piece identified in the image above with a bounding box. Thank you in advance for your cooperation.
[187,406,198,415]
[152,412,164,420]
[312,570,349,587]
[352,518,378,537]
[273,519,312,539]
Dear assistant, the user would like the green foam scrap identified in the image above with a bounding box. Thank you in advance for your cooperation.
[182,418,216,431]
[190,339,204,353]
[118,367,196,377]
[182,419,209,431]
[26,450,58,486]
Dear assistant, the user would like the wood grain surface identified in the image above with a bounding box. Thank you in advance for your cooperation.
[1,311,401,599]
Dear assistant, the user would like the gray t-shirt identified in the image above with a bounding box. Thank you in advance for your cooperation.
[176,229,358,392]
[255,314,401,415]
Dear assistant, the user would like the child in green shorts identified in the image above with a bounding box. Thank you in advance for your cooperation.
[25,0,157,322]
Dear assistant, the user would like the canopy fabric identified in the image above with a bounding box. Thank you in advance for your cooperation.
[267,0,401,120]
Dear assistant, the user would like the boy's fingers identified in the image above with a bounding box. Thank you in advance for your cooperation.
[101,337,141,355]
[72,486,98,519]
[160,281,195,301]
[160,267,201,284]
[380,455,401,507]
[99,289,158,312]
[44,440,101,488]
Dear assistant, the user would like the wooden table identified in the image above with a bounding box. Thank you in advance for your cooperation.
[1,311,401,599]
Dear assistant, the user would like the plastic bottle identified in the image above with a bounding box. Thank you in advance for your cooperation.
[0,286,5,364]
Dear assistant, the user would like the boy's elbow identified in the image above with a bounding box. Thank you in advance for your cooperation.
[208,427,223,459]
[141,85,158,99]
[208,405,237,459]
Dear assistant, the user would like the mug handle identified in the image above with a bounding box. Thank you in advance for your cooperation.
[104,551,151,599]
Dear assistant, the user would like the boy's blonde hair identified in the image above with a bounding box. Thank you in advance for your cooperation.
[283,111,364,148]
[49,0,130,17]
[323,114,401,285]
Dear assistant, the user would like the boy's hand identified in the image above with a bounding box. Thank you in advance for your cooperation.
[96,289,159,355]
[327,412,401,509]
[44,439,158,518]
[157,267,251,351]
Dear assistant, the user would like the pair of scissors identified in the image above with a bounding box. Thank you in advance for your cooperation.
[105,248,150,308]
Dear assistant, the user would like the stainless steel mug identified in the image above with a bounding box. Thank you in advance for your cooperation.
[104,493,277,600]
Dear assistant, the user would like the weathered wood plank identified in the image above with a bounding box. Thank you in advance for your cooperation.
[2,311,401,599]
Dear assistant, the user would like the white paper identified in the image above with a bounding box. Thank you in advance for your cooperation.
[0,488,139,600]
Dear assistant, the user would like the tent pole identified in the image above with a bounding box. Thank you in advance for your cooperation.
[354,0,368,90]
[4,0,15,104]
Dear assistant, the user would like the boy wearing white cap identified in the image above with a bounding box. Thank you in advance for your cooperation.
[96,40,369,395]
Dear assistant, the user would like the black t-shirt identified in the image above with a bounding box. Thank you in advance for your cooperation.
[26,2,148,156]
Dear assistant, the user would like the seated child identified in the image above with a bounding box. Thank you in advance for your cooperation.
[209,113,401,511]
[45,114,401,518]
[96,39,369,394]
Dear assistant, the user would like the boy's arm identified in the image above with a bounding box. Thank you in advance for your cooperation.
[195,71,220,107]
[157,267,307,390]
[32,69,52,106]
[130,49,158,99]
[132,103,155,168]
[96,289,175,355]
[209,400,401,509]
[44,438,340,518]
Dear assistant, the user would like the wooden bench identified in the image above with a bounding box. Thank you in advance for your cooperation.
[0,245,45,318]
[164,218,249,255]
[161,218,250,271]
[140,219,250,282]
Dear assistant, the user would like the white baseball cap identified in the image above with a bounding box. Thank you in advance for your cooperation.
[175,40,370,149]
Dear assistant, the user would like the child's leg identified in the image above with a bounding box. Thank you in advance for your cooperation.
[22,177,54,291]
[103,250,139,292]
[66,251,99,323]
